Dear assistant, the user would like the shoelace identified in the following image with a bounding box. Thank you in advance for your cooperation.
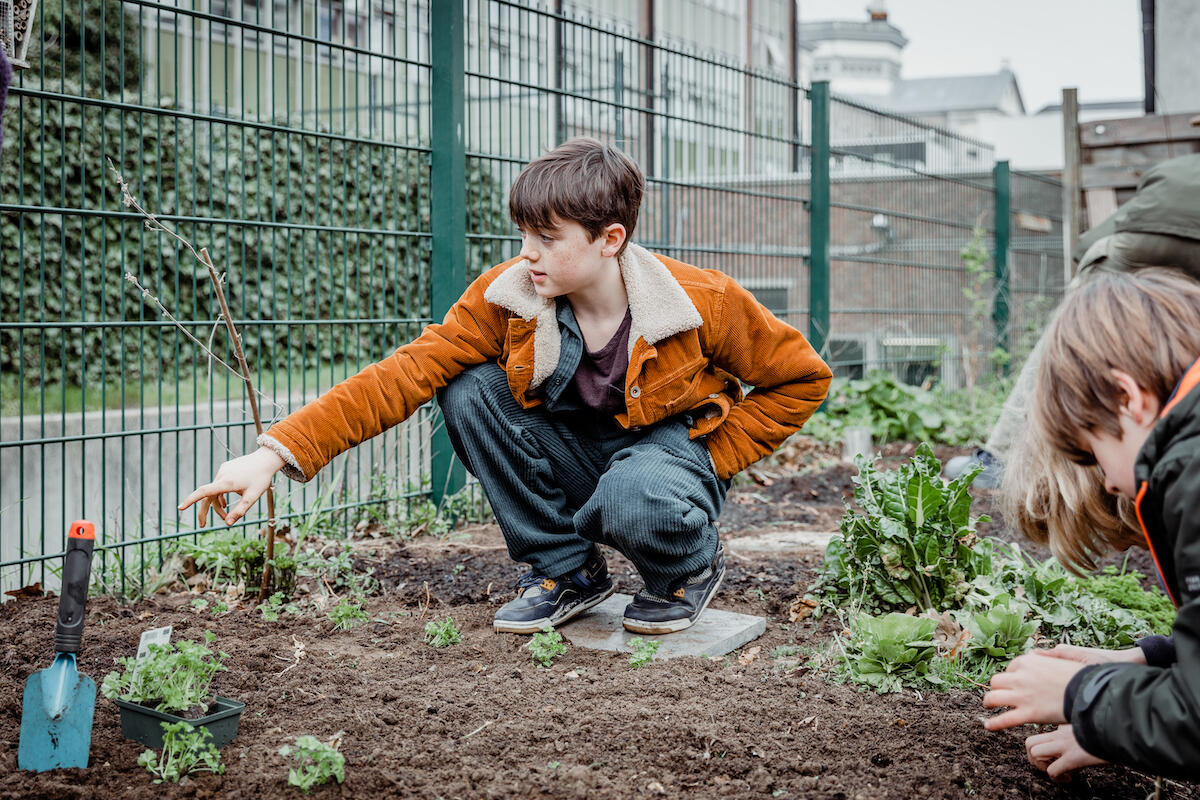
[516,573,556,596]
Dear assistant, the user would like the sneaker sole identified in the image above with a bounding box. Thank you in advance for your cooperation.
[492,583,617,634]
[620,571,725,635]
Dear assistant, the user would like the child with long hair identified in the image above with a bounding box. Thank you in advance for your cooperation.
[984,268,1200,781]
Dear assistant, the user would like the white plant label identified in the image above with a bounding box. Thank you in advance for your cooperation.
[135,625,172,660]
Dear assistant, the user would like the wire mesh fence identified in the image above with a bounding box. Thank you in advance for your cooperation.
[1,0,1065,595]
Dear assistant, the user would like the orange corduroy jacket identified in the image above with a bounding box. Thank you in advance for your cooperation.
[259,244,832,482]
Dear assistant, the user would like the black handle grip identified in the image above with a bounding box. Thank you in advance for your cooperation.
[55,520,95,654]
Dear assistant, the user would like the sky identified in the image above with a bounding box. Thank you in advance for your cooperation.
[799,0,1145,113]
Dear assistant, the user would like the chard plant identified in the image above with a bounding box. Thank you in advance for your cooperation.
[424,617,462,648]
[627,637,660,668]
[101,630,228,713]
[816,442,990,613]
[812,447,1180,694]
[137,721,225,783]
[279,735,346,793]
[528,627,567,667]
[329,599,368,630]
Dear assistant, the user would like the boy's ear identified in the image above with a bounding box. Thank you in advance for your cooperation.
[1111,369,1158,425]
[600,223,627,257]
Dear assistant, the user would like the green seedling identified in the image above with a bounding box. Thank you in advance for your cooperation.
[329,599,369,630]
[137,721,225,783]
[101,631,228,713]
[258,591,299,622]
[627,637,660,668]
[528,627,566,667]
[190,598,209,612]
[211,599,229,615]
[424,616,462,648]
[279,734,346,793]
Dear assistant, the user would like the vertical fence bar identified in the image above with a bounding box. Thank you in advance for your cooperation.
[992,159,1011,367]
[431,0,466,503]
[807,80,830,358]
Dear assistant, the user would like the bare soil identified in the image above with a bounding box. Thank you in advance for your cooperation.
[0,441,1191,799]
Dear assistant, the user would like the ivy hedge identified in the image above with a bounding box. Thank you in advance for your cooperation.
[2,2,510,388]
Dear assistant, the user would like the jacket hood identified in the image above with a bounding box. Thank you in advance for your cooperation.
[482,243,704,389]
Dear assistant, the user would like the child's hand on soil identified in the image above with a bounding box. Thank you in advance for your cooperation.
[981,652,1085,730]
[1024,724,1107,781]
[178,447,285,526]
[1038,644,1147,666]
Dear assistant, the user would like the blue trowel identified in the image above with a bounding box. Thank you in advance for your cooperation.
[18,520,97,772]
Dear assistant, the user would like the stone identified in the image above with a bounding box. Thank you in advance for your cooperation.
[561,593,766,659]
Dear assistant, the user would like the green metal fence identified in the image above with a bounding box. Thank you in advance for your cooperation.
[0,0,1064,595]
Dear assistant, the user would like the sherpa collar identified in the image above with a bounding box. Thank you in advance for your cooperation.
[482,243,704,389]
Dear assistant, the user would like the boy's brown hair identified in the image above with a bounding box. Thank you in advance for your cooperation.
[509,137,644,256]
[1006,268,1200,571]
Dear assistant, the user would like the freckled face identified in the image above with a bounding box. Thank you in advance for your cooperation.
[517,219,608,299]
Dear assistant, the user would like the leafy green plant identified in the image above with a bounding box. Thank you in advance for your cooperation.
[528,627,567,667]
[279,735,346,793]
[1080,566,1174,636]
[627,637,660,668]
[329,599,369,630]
[424,617,462,648]
[838,612,941,693]
[962,595,1036,660]
[101,631,228,713]
[137,721,224,784]
[815,443,990,613]
[258,592,300,622]
[804,371,1001,448]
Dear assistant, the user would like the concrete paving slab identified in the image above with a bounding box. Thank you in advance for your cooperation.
[561,593,766,660]
[726,527,837,555]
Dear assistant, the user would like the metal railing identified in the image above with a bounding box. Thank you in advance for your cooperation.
[0,0,1064,594]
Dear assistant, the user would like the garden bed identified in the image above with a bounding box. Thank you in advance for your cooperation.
[0,442,1192,799]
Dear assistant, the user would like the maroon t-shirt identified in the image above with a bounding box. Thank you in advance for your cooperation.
[573,307,632,414]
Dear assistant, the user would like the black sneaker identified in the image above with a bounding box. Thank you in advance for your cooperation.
[492,548,615,634]
[622,545,726,634]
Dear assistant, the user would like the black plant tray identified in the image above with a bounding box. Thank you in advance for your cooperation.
[114,695,245,749]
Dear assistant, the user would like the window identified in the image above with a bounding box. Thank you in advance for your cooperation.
[880,336,943,386]
[828,338,866,379]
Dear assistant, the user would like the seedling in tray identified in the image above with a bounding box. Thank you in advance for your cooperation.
[101,631,228,714]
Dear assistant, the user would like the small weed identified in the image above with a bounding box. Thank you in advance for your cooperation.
[528,627,567,668]
[258,592,299,622]
[190,598,209,612]
[626,637,660,668]
[547,761,561,770]
[137,721,224,783]
[211,599,229,615]
[424,617,462,648]
[329,599,369,631]
[279,734,346,793]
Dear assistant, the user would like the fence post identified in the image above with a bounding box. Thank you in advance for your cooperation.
[807,81,830,359]
[992,160,1011,369]
[430,0,466,504]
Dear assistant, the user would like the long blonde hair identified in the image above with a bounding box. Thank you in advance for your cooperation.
[1004,268,1200,573]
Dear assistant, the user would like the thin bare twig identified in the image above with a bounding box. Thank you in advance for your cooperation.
[107,158,280,600]
[461,720,494,740]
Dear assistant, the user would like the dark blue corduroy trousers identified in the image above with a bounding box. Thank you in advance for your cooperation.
[436,303,727,597]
